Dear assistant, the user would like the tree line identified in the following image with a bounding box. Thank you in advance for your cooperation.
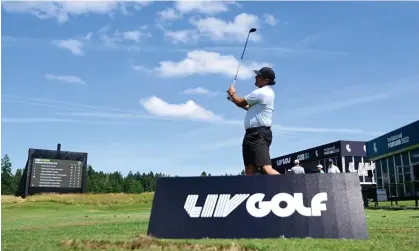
[1,154,244,195]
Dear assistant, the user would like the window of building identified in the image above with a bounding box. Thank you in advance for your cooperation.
[381,158,391,197]
[388,156,396,183]
[354,156,362,171]
[395,153,402,167]
[376,159,383,188]
[402,152,413,195]
[410,148,419,164]
[336,157,343,173]
[345,156,353,173]
[382,158,389,187]
[387,156,397,197]
[394,154,404,187]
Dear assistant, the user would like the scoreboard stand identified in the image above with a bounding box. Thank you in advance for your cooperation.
[15,144,88,198]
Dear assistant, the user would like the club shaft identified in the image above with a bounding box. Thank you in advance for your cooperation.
[233,31,252,83]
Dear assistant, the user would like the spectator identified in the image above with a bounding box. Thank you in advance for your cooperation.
[288,160,305,174]
[327,159,341,173]
[317,164,325,173]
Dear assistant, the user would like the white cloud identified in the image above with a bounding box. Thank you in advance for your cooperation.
[99,27,151,46]
[55,39,84,55]
[181,87,221,97]
[161,12,260,44]
[2,1,151,23]
[189,13,261,42]
[132,64,153,74]
[174,0,236,15]
[44,74,86,85]
[140,96,221,121]
[154,50,270,79]
[123,30,146,42]
[165,29,199,44]
[264,14,278,26]
[182,87,210,95]
[158,7,182,21]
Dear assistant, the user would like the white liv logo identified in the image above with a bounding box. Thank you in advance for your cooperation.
[184,193,328,218]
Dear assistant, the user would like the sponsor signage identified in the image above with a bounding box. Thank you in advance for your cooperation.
[366,120,419,159]
[340,141,367,157]
[184,192,327,218]
[275,156,292,167]
[272,141,343,170]
[147,174,369,239]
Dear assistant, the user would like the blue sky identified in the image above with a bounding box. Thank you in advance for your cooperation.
[1,1,419,176]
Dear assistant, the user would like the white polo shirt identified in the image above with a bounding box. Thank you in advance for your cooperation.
[328,165,341,173]
[244,85,275,129]
[288,165,305,174]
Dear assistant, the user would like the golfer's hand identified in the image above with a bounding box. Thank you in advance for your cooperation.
[227,85,236,96]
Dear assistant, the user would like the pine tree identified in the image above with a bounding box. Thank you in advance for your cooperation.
[1,154,14,195]
[13,168,23,194]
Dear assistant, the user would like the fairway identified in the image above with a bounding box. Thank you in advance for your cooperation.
[1,194,419,251]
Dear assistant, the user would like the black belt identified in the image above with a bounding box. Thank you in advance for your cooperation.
[245,126,271,134]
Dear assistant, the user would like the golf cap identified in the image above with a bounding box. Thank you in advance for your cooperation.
[317,164,323,169]
[254,67,275,82]
[328,159,333,163]
[294,159,299,164]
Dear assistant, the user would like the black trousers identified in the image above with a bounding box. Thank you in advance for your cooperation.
[242,126,273,171]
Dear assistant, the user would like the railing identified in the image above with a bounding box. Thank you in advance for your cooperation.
[373,180,419,208]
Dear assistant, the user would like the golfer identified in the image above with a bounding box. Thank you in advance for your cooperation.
[288,159,305,174]
[227,67,280,175]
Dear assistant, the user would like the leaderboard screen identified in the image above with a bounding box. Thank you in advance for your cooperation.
[30,158,83,188]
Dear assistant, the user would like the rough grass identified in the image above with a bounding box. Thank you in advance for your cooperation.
[1,192,154,205]
[2,193,419,251]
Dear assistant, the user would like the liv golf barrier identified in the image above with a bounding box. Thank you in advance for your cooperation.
[147,173,369,239]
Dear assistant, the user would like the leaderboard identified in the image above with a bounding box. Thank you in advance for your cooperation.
[30,158,83,188]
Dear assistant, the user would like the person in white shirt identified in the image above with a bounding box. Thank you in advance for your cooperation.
[227,67,279,175]
[288,160,305,174]
[317,164,325,174]
[327,159,341,173]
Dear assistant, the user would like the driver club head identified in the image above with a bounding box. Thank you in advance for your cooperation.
[249,28,257,33]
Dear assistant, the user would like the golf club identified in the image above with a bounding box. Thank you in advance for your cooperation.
[227,28,257,101]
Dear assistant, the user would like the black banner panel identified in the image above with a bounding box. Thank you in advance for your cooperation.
[16,147,88,198]
[147,174,368,240]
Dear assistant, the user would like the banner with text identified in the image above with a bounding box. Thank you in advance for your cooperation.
[367,120,419,159]
[147,174,368,239]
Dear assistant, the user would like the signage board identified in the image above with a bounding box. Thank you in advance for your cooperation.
[148,174,369,239]
[272,141,350,173]
[15,147,88,198]
[30,158,83,188]
[367,120,419,159]
[340,141,367,157]
[376,189,388,202]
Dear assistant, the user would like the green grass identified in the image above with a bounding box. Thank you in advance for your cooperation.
[2,193,419,251]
